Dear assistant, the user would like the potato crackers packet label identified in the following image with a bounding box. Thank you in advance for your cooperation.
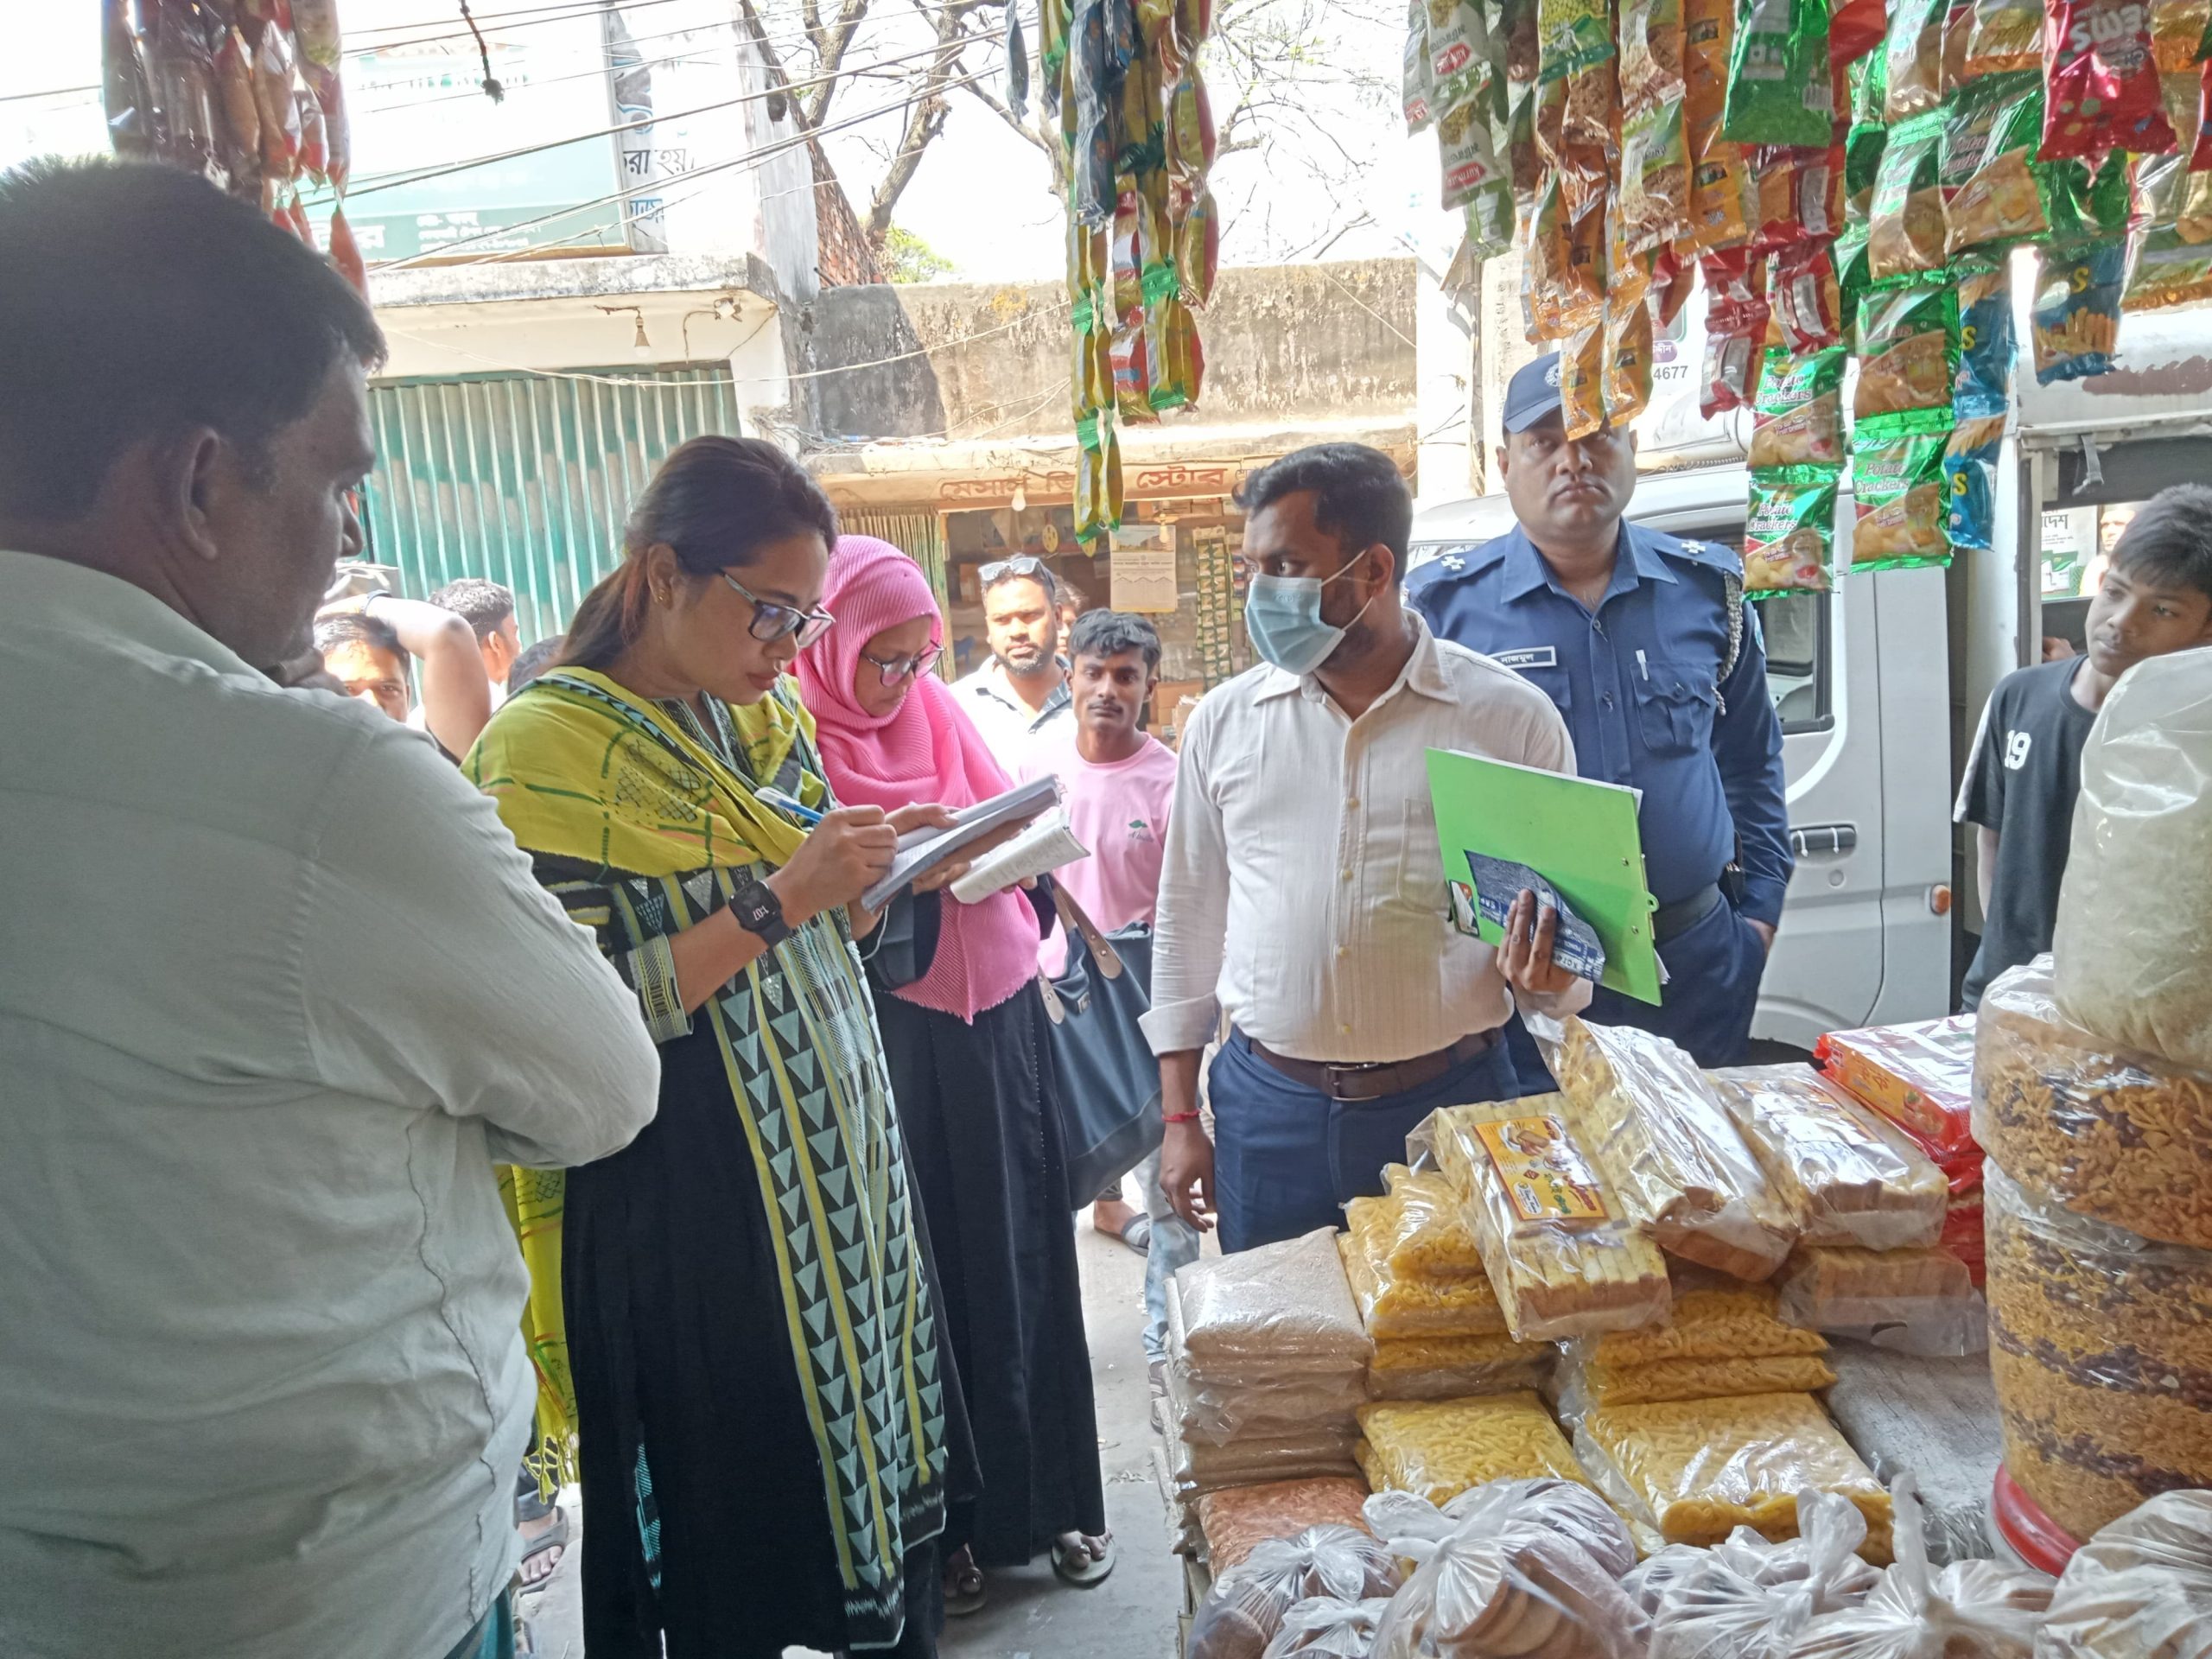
[1477,1116,1613,1224]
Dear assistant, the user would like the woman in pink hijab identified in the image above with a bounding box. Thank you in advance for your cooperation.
[798,536,1110,1614]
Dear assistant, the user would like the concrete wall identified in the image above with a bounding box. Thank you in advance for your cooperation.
[808,258,1417,442]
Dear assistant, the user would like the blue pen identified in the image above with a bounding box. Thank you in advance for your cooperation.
[760,787,825,827]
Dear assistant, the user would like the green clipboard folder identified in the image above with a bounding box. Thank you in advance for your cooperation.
[1426,747,1663,1006]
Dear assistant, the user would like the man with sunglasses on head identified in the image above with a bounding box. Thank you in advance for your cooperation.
[953,554,1075,771]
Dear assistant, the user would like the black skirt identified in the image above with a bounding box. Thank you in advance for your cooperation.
[874,982,1108,1568]
[563,1022,977,1659]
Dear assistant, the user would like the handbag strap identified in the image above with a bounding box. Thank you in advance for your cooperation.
[1036,966,1068,1024]
[1051,882,1124,980]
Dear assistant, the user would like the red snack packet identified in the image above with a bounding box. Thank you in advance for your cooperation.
[1698,248,1770,416]
[1814,1015,1978,1159]
[1771,244,1844,352]
[2042,0,2176,162]
[1831,0,1886,63]
[1651,239,1699,325]
[327,205,368,297]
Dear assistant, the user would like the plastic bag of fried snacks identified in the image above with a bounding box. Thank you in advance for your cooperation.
[1425,1098,1672,1342]
[1342,1212,1511,1342]
[1382,1163,1488,1281]
[1575,1391,1893,1560]
[1554,1275,1834,1418]
[1369,1332,1555,1402]
[1533,1015,1797,1280]
[1355,1393,1589,1507]
[1711,1065,1948,1254]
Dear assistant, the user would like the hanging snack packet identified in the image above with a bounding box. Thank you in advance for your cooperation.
[1565,188,1610,327]
[1503,0,1541,81]
[1611,200,1656,310]
[1942,0,1979,93]
[1405,0,1435,130]
[1539,0,1616,86]
[1653,238,1700,323]
[1429,0,1496,106]
[1852,432,1953,569]
[1621,104,1693,250]
[1525,175,1575,338]
[2133,73,2212,238]
[2031,239,2126,381]
[1885,0,1948,120]
[1954,260,2017,414]
[2044,0,2174,161]
[1745,471,1840,594]
[1466,174,1518,257]
[1561,320,1608,439]
[1941,73,2052,255]
[1847,54,1889,217]
[1700,248,1771,415]
[1749,346,1847,468]
[2124,224,2212,308]
[1961,0,2043,79]
[1772,243,1845,351]
[1869,111,1950,280]
[1855,281,1961,435]
[1621,0,1688,113]
[2153,0,2211,73]
[1943,415,2006,552]
[1755,144,1847,252]
[1832,0,1886,65]
[1724,0,1835,147]
[1687,0,1755,249]
[1834,221,1872,338]
[1510,80,1541,213]
[1605,300,1657,423]
[1439,92,1510,211]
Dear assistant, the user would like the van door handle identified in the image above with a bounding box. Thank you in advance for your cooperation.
[1789,823,1859,856]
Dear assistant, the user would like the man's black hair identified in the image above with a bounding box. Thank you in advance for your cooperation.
[1068,608,1162,673]
[508,636,564,692]
[0,157,386,522]
[1234,442,1414,583]
[428,577,517,639]
[981,559,1058,604]
[314,611,406,671]
[2111,484,2212,602]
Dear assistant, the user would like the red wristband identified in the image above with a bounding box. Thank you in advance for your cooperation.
[1162,1110,1201,1124]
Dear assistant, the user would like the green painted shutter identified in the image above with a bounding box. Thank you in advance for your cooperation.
[359,365,741,645]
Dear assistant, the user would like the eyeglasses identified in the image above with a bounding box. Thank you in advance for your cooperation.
[977,555,1047,587]
[722,571,835,649]
[859,642,943,685]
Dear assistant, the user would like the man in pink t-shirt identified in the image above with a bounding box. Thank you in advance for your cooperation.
[1020,611,1197,1377]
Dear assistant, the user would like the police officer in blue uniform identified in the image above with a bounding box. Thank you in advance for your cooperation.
[1408,353,1793,1071]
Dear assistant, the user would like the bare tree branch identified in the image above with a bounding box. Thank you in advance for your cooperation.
[801,0,879,129]
[734,0,812,129]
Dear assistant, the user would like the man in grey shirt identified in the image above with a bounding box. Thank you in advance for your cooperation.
[0,159,660,1659]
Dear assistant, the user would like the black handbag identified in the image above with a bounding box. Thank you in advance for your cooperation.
[1038,885,1162,1204]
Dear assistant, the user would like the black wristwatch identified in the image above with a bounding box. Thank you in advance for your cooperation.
[729,875,792,949]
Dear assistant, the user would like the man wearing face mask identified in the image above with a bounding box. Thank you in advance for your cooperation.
[1408,354,1792,1076]
[1144,443,1592,1253]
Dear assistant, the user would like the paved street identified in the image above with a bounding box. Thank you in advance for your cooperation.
[526,1219,1184,1659]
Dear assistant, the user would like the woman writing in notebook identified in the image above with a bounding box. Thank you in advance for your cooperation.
[798,536,1113,1616]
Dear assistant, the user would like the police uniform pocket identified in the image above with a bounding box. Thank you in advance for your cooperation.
[1633,659,1717,756]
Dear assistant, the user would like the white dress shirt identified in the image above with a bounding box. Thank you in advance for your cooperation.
[1141,614,1592,1065]
[951,657,1073,772]
[0,552,660,1659]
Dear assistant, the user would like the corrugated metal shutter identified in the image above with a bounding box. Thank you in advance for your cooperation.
[360,365,741,645]
[840,509,952,677]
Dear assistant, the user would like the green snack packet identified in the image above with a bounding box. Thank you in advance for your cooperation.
[1536,0,1614,81]
[1745,471,1840,595]
[1722,0,1834,147]
[1748,346,1849,470]
[1868,110,1948,283]
[1834,220,1872,338]
[2123,226,2212,313]
[1851,431,1952,573]
[1854,279,1961,439]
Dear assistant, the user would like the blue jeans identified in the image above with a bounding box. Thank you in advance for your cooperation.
[1137,1142,1204,1362]
[1207,1030,1519,1255]
[1506,894,1770,1092]
[439,1592,514,1659]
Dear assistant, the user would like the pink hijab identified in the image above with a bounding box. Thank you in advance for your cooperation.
[798,536,1042,1022]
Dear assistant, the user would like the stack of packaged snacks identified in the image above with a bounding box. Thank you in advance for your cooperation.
[1353,1391,1589,1505]
[1815,1015,1984,1177]
[1166,1230,1371,1540]
[1575,1389,1896,1559]
[1710,1065,1950,1253]
[1339,1176,1558,1400]
[1746,348,1847,596]
[1198,1475,1375,1572]
[1425,1096,1674,1341]
[1552,1272,1835,1420]
[1535,1015,1798,1281]
[1771,1242,1987,1353]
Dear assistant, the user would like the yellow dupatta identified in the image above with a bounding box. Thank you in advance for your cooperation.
[467,667,825,1486]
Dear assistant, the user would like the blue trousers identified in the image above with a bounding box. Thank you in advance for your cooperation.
[1208,1030,1520,1255]
[1507,893,1770,1092]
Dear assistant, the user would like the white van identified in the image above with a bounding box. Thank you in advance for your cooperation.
[1408,474,1955,1048]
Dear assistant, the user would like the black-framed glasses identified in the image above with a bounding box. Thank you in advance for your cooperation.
[977,555,1047,587]
[859,642,943,686]
[722,571,835,649]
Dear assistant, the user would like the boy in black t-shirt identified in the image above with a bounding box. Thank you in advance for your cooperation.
[1955,485,2212,1007]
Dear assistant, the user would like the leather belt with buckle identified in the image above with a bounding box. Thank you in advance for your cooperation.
[1651,881,1724,944]
[1249,1028,1498,1103]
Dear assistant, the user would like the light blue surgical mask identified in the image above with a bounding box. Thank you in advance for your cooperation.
[1243,559,1375,676]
